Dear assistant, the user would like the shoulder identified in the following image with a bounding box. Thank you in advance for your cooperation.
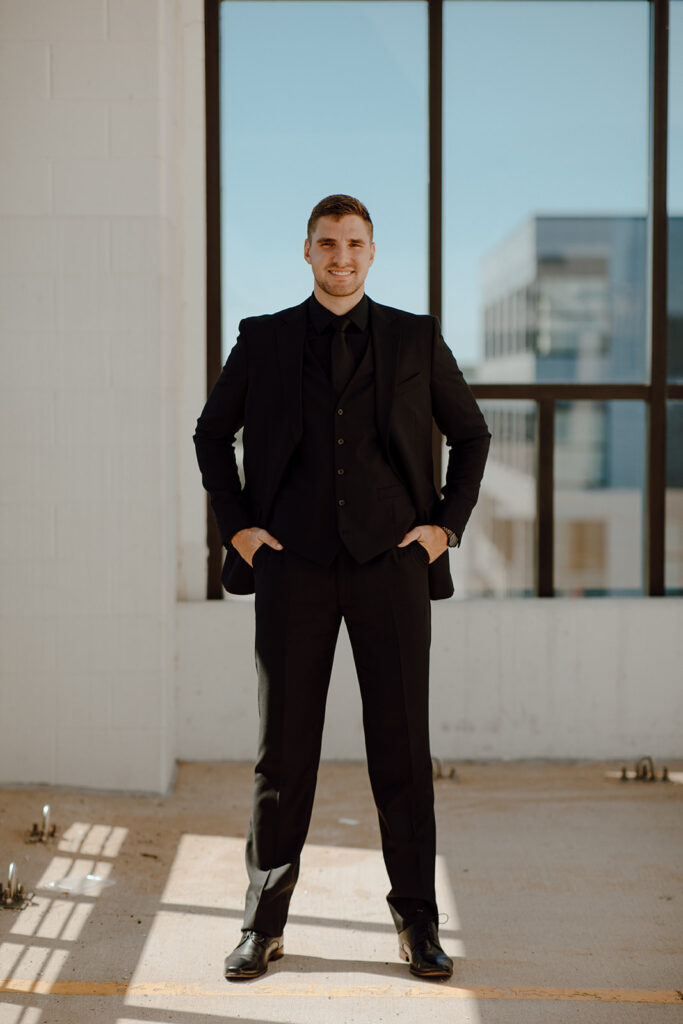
[368,298,436,332]
[238,299,308,334]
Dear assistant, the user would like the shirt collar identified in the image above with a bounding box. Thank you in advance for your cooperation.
[308,292,369,334]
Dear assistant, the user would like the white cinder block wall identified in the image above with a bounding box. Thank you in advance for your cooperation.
[0,0,204,791]
[1,2,681,794]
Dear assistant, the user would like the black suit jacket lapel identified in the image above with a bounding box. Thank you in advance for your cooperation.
[275,299,308,440]
[370,298,401,453]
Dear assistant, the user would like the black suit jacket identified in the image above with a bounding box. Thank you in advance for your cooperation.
[194,296,491,599]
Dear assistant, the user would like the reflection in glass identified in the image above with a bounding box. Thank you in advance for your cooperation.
[666,403,683,595]
[667,8,683,592]
[668,3,683,382]
[443,1,649,380]
[444,1,652,599]
[219,1,428,358]
[452,400,536,598]
[479,217,647,384]
[554,402,645,596]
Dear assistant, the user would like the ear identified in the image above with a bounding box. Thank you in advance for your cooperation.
[369,241,375,267]
[303,237,311,265]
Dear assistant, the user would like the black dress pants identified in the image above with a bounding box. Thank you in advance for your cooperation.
[242,540,437,937]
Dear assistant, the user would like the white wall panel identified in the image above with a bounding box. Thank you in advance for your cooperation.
[0,274,54,329]
[177,600,683,763]
[0,160,51,214]
[108,0,160,41]
[0,42,49,98]
[52,158,163,216]
[1,0,106,41]
[0,0,186,792]
[0,100,107,159]
[51,43,159,99]
[0,614,57,678]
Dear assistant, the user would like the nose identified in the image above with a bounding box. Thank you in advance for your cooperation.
[331,247,352,266]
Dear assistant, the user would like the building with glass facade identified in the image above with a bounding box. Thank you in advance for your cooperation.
[463,215,682,597]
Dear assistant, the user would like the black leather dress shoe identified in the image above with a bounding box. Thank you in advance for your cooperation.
[398,915,453,979]
[224,930,284,980]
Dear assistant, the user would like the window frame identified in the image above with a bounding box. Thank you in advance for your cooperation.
[204,0,681,599]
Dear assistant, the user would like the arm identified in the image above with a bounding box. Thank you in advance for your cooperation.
[398,319,490,563]
[193,328,252,547]
[430,319,491,544]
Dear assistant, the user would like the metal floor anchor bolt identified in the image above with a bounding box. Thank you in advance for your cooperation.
[27,803,57,843]
[1,862,33,911]
[619,756,670,783]
[432,757,458,781]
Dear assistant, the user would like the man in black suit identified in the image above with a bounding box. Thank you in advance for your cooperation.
[194,195,490,981]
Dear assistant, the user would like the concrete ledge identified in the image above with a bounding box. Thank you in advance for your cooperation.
[175,598,683,762]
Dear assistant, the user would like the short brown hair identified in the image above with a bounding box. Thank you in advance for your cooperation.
[307,194,373,240]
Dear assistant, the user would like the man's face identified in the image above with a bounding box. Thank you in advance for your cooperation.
[304,215,375,301]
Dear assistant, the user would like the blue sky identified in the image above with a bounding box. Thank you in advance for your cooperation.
[220,0,681,365]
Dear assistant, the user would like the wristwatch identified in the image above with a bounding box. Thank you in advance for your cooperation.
[439,526,458,548]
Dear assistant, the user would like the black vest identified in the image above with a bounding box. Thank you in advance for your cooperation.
[267,333,417,565]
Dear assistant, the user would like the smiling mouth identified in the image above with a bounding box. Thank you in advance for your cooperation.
[329,270,353,276]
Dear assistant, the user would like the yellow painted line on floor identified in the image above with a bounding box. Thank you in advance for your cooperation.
[1,980,682,1003]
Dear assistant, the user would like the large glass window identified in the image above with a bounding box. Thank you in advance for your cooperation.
[211,0,674,600]
[442,0,650,598]
[443,1,649,383]
[667,1,683,592]
[219,0,428,357]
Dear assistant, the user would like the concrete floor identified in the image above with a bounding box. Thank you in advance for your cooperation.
[0,761,681,1024]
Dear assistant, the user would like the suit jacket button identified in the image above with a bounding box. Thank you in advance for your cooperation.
[337,468,345,475]
[337,438,344,445]
[338,499,346,507]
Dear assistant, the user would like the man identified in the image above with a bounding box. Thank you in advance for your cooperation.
[194,195,490,982]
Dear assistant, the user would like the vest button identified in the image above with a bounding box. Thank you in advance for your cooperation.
[337,468,345,475]
[337,437,344,445]
[338,499,346,507]
[337,408,344,415]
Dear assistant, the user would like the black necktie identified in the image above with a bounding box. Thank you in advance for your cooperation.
[331,317,354,397]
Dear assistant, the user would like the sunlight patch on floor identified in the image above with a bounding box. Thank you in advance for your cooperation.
[0,1005,41,1024]
[122,833,478,1020]
[0,821,129,1021]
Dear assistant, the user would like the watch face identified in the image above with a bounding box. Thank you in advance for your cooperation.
[440,526,456,547]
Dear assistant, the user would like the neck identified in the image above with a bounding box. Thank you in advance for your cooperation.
[313,283,365,316]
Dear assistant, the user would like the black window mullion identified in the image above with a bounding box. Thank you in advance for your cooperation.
[536,399,555,597]
[428,0,442,325]
[429,0,444,491]
[646,0,669,597]
[205,0,224,599]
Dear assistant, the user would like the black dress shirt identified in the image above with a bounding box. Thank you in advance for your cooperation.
[307,293,370,382]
